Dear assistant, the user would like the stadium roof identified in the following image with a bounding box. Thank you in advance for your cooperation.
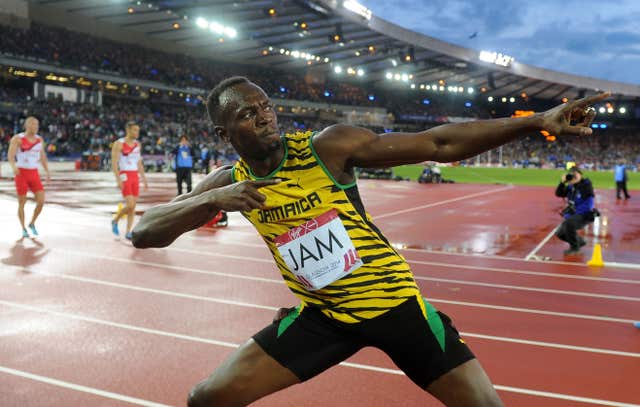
[28,0,640,101]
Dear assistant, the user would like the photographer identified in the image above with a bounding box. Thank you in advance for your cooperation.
[555,167,596,255]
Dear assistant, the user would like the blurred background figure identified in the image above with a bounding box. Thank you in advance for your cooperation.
[173,135,194,195]
[614,158,631,200]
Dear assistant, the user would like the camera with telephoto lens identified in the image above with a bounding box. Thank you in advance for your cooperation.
[560,203,576,216]
[565,173,574,182]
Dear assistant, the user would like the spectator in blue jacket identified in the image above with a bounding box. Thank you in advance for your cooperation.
[614,159,631,200]
[174,135,194,195]
[555,167,596,255]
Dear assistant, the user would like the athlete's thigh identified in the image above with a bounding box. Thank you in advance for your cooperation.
[366,297,475,389]
[427,359,503,407]
[192,338,300,406]
[33,190,45,204]
[124,195,136,209]
[253,305,363,382]
[28,172,43,196]
[15,173,28,196]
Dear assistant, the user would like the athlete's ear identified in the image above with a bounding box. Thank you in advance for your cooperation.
[214,126,228,142]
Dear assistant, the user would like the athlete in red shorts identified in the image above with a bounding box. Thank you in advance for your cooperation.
[7,116,51,238]
[111,121,148,240]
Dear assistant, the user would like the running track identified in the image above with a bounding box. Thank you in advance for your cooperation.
[0,171,639,406]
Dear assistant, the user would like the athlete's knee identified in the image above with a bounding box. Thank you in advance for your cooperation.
[187,379,242,407]
[187,381,210,407]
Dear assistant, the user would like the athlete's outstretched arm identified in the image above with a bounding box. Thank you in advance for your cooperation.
[131,166,280,248]
[315,93,609,169]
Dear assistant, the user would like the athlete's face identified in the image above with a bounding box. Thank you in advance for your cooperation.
[217,83,280,161]
[127,125,140,139]
[24,118,39,135]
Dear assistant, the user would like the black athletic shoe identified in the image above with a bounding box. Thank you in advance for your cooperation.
[578,237,586,248]
[564,247,581,255]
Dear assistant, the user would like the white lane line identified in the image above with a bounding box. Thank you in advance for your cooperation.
[374,186,513,219]
[5,239,639,308]
[462,332,640,358]
[0,366,171,407]
[525,224,561,260]
[50,246,640,302]
[9,212,637,269]
[408,259,640,285]
[2,300,638,407]
[605,262,640,270]
[413,275,640,302]
[5,213,640,283]
[3,263,278,312]
[1,275,637,358]
[4,259,632,326]
[0,299,238,348]
[492,385,640,407]
[401,246,640,269]
[428,298,636,324]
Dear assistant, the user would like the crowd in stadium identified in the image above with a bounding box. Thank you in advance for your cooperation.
[481,132,640,170]
[2,84,639,173]
[1,22,638,173]
[0,22,374,107]
[0,22,500,119]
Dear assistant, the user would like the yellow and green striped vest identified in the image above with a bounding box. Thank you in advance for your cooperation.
[232,130,422,323]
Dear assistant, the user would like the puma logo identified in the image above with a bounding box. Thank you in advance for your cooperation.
[286,179,303,189]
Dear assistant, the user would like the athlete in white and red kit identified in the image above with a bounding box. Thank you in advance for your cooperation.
[111,121,148,240]
[7,116,51,238]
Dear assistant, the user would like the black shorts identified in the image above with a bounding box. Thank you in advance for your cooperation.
[252,296,475,388]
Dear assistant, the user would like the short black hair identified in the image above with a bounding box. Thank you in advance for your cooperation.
[206,76,251,125]
[125,121,138,130]
[569,166,582,174]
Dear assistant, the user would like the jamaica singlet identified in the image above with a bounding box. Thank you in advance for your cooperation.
[232,130,421,323]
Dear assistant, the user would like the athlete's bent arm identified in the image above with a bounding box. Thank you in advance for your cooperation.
[316,93,608,169]
[7,136,20,176]
[111,141,122,190]
[40,142,51,181]
[137,144,148,190]
[131,166,280,248]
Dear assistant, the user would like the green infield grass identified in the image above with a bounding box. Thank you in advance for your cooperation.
[391,165,639,190]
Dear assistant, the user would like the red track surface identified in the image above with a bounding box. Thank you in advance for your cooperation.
[0,171,639,406]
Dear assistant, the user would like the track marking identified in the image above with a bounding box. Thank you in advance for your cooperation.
[407,259,640,285]
[428,298,635,324]
[3,259,633,324]
[0,366,170,407]
[413,275,640,302]
[1,275,637,358]
[4,209,640,273]
[374,185,513,219]
[525,224,560,260]
[491,385,640,407]
[1,300,638,407]
[51,248,640,303]
[7,225,638,286]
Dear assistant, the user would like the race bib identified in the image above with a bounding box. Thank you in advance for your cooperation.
[275,209,362,291]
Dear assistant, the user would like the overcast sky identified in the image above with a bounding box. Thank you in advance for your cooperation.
[360,0,640,85]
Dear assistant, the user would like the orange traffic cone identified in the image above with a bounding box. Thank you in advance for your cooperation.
[587,243,604,267]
